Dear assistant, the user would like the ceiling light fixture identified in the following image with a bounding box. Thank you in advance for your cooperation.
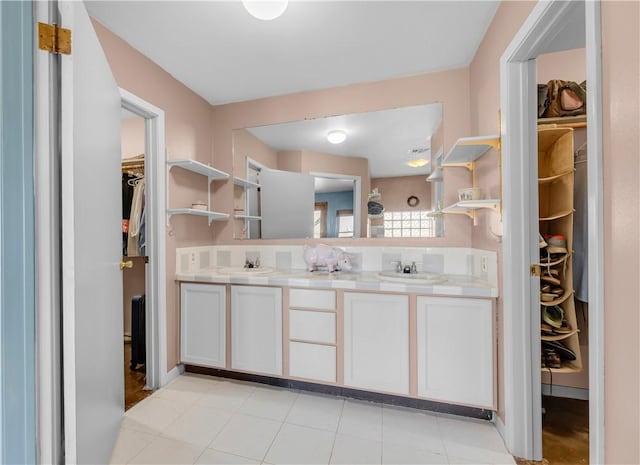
[406,158,430,168]
[242,1,289,20]
[327,129,347,144]
[406,147,430,168]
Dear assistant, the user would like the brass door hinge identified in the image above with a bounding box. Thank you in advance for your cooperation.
[38,22,71,55]
[530,264,541,277]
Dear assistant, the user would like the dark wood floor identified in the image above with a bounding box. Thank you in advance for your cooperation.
[515,396,589,465]
[124,341,152,411]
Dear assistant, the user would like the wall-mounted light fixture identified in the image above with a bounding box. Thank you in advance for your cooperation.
[242,1,289,20]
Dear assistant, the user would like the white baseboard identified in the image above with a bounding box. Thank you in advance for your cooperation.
[162,364,185,386]
[492,412,508,449]
[542,384,589,400]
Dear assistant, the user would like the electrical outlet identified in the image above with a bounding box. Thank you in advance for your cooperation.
[481,256,488,273]
[190,252,197,267]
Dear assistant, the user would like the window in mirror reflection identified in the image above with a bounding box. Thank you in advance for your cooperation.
[314,202,328,238]
[337,209,354,238]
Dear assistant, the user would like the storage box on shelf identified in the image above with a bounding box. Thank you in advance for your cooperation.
[537,127,582,373]
[441,135,501,225]
[167,159,230,225]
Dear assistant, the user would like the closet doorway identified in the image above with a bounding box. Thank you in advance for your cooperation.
[119,89,168,407]
[121,109,150,409]
[500,1,603,463]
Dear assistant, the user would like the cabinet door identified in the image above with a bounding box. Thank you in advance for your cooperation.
[180,283,226,368]
[343,292,409,394]
[231,286,283,376]
[417,297,494,408]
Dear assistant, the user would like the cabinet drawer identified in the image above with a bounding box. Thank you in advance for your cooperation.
[289,289,336,310]
[289,341,336,383]
[289,310,336,344]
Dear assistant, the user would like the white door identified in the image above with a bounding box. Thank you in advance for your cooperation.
[59,2,124,463]
[181,283,226,368]
[416,296,494,408]
[231,285,283,375]
[260,169,314,239]
[343,292,410,395]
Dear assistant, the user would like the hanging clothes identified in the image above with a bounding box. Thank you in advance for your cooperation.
[128,177,145,257]
[122,174,136,255]
[573,142,588,302]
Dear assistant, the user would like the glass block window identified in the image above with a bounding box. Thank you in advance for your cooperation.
[383,210,435,238]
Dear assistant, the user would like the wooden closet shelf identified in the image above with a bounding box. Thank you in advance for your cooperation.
[540,288,574,307]
[539,209,574,222]
[541,328,579,342]
[538,169,575,184]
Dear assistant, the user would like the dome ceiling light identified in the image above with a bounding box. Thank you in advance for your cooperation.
[406,147,430,168]
[327,129,347,144]
[242,1,289,21]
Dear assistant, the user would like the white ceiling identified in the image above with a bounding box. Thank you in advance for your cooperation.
[247,102,442,178]
[86,1,500,105]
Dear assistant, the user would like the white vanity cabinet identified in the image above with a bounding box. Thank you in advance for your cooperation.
[288,289,337,383]
[416,296,494,408]
[343,292,410,395]
[180,283,227,368]
[231,285,283,376]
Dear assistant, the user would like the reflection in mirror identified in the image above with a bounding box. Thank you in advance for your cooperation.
[232,103,444,240]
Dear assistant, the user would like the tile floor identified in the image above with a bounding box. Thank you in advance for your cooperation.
[111,374,516,465]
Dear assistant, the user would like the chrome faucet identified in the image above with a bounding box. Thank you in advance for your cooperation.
[244,257,260,269]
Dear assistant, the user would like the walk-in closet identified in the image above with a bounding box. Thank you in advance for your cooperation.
[121,110,151,410]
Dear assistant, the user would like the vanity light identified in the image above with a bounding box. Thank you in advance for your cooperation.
[242,0,288,20]
[327,130,347,144]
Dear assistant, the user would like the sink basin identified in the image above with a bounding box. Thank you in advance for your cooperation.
[377,271,446,285]
[219,266,275,276]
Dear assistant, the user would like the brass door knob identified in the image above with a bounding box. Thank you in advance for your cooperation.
[120,260,133,270]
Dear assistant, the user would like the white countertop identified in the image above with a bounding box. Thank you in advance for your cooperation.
[176,269,499,298]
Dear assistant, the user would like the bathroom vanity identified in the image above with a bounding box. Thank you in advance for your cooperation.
[176,246,498,413]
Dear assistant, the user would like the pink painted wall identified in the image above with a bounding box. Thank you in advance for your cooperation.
[232,128,278,175]
[468,1,537,421]
[211,67,474,247]
[601,2,640,463]
[537,48,586,84]
[93,19,218,371]
[121,117,145,159]
[371,175,432,212]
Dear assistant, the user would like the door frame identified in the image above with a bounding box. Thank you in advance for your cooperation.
[119,88,168,389]
[500,0,604,462]
[309,171,362,238]
[0,1,36,463]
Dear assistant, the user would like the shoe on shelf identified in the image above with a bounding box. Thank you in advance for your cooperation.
[543,349,562,368]
[544,234,568,254]
[541,274,562,286]
[540,322,554,334]
[539,233,548,249]
[542,304,564,328]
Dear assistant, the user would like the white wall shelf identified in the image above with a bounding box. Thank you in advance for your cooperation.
[167,208,229,223]
[442,135,500,169]
[440,133,502,225]
[234,214,262,221]
[233,177,260,189]
[168,159,229,180]
[442,199,501,224]
[167,158,230,226]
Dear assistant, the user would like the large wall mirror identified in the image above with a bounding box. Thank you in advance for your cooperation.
[232,103,444,240]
